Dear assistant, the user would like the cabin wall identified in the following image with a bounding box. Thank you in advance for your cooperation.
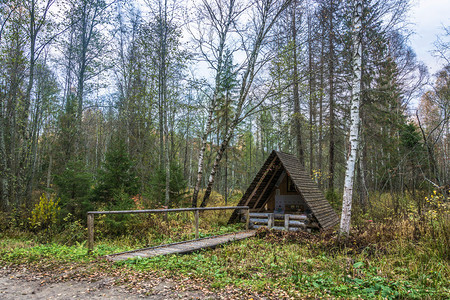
[266,175,307,212]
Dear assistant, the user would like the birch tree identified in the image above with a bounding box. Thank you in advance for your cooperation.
[190,0,242,207]
[340,0,362,235]
[199,0,292,207]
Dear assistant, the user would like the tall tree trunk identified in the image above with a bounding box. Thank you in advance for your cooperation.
[76,3,89,152]
[164,111,170,208]
[196,0,291,207]
[23,0,52,203]
[308,7,314,175]
[183,109,191,180]
[318,21,324,188]
[192,106,215,207]
[0,100,9,211]
[200,127,235,207]
[159,97,164,171]
[328,0,335,192]
[46,150,52,189]
[291,0,304,165]
[25,98,41,201]
[159,0,170,209]
[7,32,22,207]
[340,0,363,235]
[224,89,230,205]
[75,0,102,154]
[191,0,232,207]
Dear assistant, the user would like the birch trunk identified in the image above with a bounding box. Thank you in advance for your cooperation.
[46,152,52,189]
[200,129,234,207]
[191,0,236,207]
[192,95,216,207]
[199,0,292,207]
[340,0,363,235]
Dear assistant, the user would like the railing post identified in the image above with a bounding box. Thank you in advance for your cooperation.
[245,208,250,230]
[284,214,290,231]
[194,209,199,239]
[87,213,94,254]
[268,213,274,229]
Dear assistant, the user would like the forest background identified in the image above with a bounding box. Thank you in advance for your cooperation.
[0,0,449,240]
[0,0,449,298]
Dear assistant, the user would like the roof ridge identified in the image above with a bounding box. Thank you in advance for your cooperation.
[230,150,339,229]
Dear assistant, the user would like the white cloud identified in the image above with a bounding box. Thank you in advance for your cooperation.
[409,0,450,74]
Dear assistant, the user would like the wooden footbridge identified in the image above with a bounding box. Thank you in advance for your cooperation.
[105,230,256,261]
[87,206,252,261]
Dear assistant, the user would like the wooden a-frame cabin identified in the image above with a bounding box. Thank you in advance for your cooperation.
[230,151,339,231]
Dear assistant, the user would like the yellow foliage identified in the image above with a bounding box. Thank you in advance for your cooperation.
[310,169,330,185]
[29,193,60,230]
[423,190,449,221]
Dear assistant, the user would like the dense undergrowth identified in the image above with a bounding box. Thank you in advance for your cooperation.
[0,190,449,299]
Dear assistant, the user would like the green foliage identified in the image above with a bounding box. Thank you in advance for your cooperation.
[94,137,139,204]
[0,239,127,264]
[1,206,29,230]
[29,193,60,231]
[147,162,187,207]
[53,213,87,245]
[102,191,136,236]
[56,93,78,160]
[400,122,422,150]
[55,159,93,220]
[0,192,449,298]
[326,189,341,211]
[118,232,449,299]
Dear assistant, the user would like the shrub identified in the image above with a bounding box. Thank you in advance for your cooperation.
[29,193,60,231]
[54,213,86,245]
[326,189,341,211]
[0,211,10,231]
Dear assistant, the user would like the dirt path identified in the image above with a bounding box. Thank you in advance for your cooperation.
[0,268,212,299]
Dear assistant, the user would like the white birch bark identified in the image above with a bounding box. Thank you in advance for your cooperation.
[340,0,363,235]
[199,0,292,207]
[191,0,237,207]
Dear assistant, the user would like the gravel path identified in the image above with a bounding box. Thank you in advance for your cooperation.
[0,268,211,299]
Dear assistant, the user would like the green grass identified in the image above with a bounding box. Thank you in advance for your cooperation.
[0,190,448,299]
[1,229,448,299]
[116,237,449,299]
[0,237,128,264]
[0,220,244,265]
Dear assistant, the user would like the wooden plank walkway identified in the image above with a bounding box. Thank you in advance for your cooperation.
[105,230,256,262]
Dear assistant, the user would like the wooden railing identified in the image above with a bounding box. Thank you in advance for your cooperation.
[87,206,250,254]
[249,212,307,231]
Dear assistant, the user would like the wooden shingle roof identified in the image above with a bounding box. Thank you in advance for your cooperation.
[230,150,339,230]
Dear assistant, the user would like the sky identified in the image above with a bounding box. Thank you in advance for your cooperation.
[409,0,450,75]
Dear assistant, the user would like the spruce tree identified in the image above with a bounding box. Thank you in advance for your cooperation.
[94,138,139,205]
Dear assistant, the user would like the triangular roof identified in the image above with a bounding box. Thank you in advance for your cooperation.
[230,150,339,230]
